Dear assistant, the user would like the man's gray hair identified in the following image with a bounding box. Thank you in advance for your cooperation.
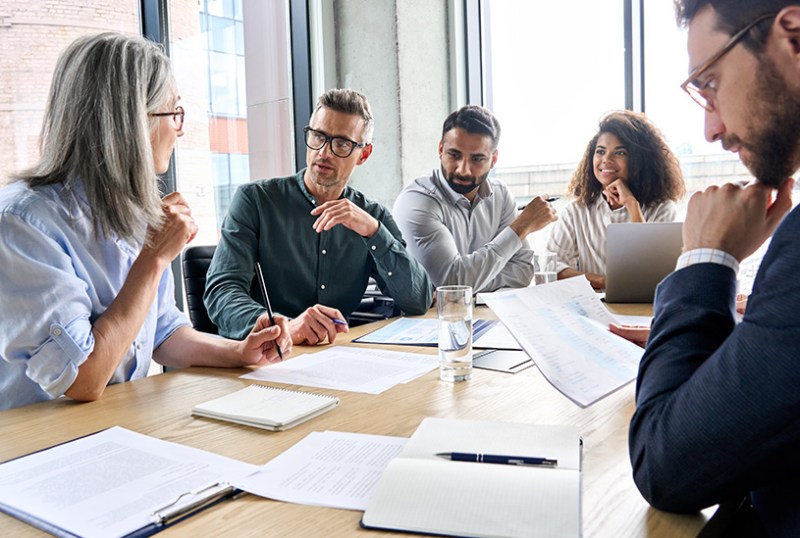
[312,88,374,143]
[15,32,175,243]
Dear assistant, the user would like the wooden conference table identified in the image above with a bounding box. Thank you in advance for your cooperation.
[0,304,712,537]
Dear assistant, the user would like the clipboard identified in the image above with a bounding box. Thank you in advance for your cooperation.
[472,349,533,374]
[0,427,253,538]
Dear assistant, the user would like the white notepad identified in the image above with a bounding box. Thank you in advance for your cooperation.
[361,418,582,538]
[192,385,339,431]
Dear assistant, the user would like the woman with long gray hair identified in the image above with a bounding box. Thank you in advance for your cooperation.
[0,32,291,410]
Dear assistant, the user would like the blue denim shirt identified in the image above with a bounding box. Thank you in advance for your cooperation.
[0,181,189,410]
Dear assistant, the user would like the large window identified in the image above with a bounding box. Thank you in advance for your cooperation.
[484,0,626,204]
[642,1,750,195]
[169,0,295,241]
[481,0,783,284]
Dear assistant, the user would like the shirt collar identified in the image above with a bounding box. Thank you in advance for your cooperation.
[296,167,353,207]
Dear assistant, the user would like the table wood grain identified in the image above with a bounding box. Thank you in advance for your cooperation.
[0,305,712,537]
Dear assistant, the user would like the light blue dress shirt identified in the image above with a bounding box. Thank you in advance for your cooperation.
[0,181,189,410]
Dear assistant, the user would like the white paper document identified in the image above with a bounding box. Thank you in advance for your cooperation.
[241,346,438,394]
[353,318,522,350]
[0,427,258,538]
[236,431,406,510]
[481,277,643,407]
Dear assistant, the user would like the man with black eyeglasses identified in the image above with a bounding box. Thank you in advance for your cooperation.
[205,89,432,345]
[629,2,800,535]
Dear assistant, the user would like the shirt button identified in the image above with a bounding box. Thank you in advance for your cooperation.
[52,328,62,337]
[136,342,142,350]
[388,271,393,276]
[371,245,377,251]
[321,284,326,290]
[322,249,327,255]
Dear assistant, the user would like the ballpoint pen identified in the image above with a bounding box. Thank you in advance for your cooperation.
[254,262,283,360]
[435,452,558,467]
[332,318,348,326]
[518,195,560,211]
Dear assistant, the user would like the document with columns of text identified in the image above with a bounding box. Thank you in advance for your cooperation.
[481,276,643,407]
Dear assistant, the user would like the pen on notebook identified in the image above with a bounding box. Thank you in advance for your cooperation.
[435,452,558,467]
[518,195,560,211]
[254,262,283,360]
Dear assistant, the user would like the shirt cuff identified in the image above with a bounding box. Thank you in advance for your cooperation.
[676,248,740,274]
[492,226,523,259]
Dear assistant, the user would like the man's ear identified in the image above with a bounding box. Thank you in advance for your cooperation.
[438,139,444,158]
[773,7,800,63]
[490,149,499,169]
[356,143,373,165]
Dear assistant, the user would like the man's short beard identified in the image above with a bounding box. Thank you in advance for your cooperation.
[744,57,800,188]
[442,166,489,195]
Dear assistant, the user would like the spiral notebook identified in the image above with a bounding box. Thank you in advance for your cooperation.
[192,385,339,431]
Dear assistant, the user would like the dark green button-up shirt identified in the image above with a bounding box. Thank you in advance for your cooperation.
[204,170,433,340]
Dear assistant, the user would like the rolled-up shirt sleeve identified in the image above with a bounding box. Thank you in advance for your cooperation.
[0,212,95,399]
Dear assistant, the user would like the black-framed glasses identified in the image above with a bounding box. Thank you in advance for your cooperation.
[303,126,367,158]
[149,105,185,130]
[680,13,775,111]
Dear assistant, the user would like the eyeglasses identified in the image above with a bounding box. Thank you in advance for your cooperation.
[303,126,367,158]
[680,13,775,111]
[149,105,185,130]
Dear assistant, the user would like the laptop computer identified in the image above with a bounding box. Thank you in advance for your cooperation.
[604,222,683,303]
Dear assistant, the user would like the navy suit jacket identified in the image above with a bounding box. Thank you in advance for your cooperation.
[629,204,800,537]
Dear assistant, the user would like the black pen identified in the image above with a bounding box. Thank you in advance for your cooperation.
[435,452,558,467]
[254,262,282,360]
[518,195,561,211]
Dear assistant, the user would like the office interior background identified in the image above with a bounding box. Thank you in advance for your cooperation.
[0,0,757,271]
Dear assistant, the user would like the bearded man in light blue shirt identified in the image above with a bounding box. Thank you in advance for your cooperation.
[393,105,557,293]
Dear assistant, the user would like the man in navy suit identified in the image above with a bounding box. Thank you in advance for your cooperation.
[629,1,800,535]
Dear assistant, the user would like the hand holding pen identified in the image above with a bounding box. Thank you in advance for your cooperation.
[255,262,284,360]
[287,304,349,346]
[510,195,558,238]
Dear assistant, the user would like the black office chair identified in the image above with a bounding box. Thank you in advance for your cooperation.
[348,278,400,327]
[181,247,394,330]
[181,245,218,334]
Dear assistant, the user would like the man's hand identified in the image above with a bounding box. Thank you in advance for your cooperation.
[141,192,198,268]
[310,199,380,238]
[289,304,349,345]
[510,195,557,238]
[609,323,650,348]
[237,314,292,366]
[683,179,794,261]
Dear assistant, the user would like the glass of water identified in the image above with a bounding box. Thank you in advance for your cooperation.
[436,285,473,382]
[534,251,557,285]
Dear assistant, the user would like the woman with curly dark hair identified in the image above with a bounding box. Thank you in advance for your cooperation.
[546,110,686,289]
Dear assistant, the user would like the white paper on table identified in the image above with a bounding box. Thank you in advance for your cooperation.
[236,431,406,510]
[481,276,644,407]
[241,347,438,394]
[0,427,257,538]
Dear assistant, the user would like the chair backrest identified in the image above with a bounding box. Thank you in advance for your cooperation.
[181,245,218,334]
